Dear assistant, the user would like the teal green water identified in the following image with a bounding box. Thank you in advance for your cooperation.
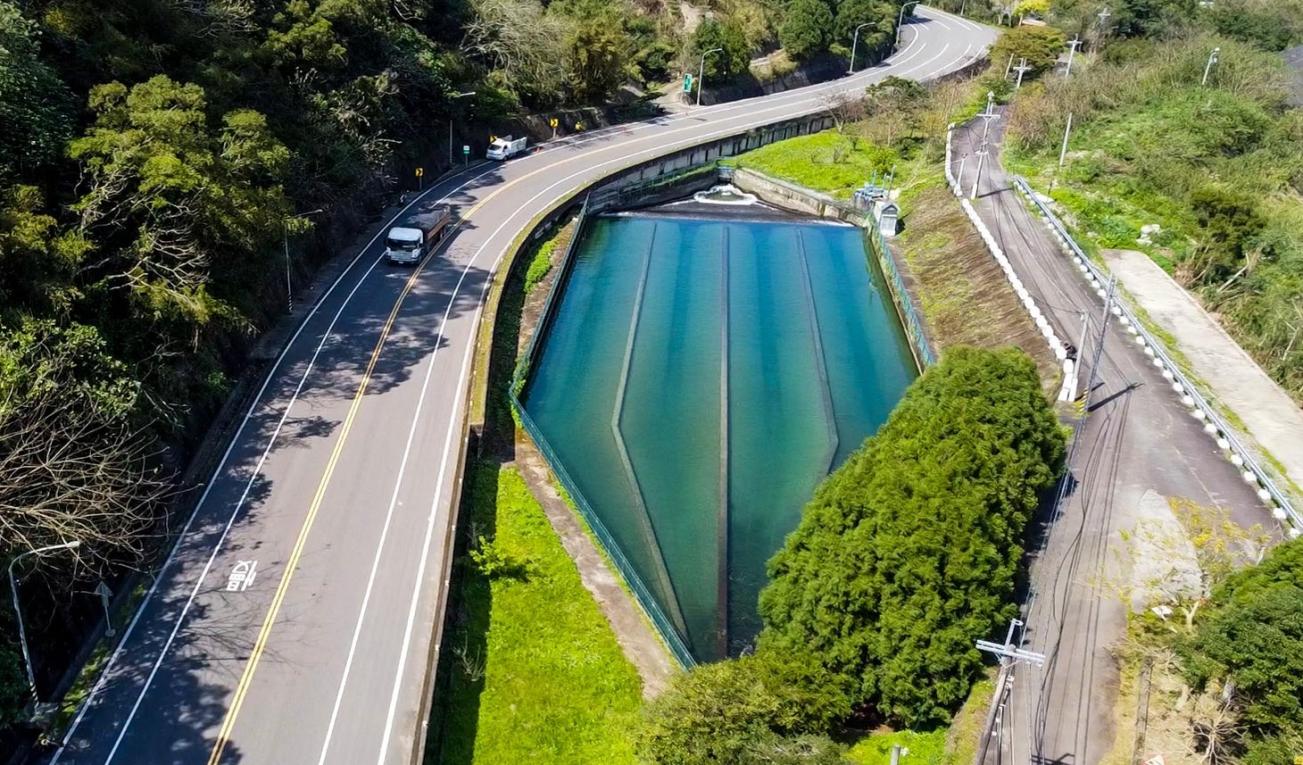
[523,213,916,660]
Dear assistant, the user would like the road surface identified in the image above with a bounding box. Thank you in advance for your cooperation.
[954,114,1268,765]
[49,9,995,765]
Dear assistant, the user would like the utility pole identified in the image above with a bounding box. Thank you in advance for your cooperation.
[849,22,873,73]
[1058,112,1074,168]
[955,154,968,194]
[1084,277,1117,400]
[1013,57,1032,89]
[974,618,1045,764]
[979,92,1000,141]
[895,1,920,46]
[970,140,989,200]
[1069,311,1089,401]
[9,540,81,701]
[889,744,909,765]
[1064,36,1081,76]
[1202,46,1220,86]
[447,91,476,168]
[1096,7,1112,47]
[697,47,722,106]
[1004,52,1015,78]
[283,208,323,314]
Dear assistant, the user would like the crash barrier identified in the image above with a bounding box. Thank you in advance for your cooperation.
[1013,176,1302,537]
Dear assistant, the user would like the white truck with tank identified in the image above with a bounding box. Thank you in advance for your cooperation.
[384,201,452,265]
[486,135,528,160]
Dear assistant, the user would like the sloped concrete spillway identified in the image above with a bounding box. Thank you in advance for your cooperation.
[521,198,917,661]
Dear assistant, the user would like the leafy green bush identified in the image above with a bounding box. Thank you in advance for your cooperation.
[989,26,1065,78]
[524,239,557,294]
[1183,538,1303,745]
[693,18,752,81]
[760,347,1064,727]
[638,647,852,764]
[779,0,836,60]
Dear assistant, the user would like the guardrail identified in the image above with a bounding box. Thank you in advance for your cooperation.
[1013,176,1301,537]
[944,124,1076,401]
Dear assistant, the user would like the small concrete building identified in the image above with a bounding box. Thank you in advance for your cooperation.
[875,200,900,237]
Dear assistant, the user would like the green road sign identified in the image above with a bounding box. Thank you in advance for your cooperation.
[682,73,693,93]
[462,145,470,155]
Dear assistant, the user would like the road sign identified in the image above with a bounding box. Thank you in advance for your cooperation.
[415,167,423,177]
[462,144,470,155]
[94,580,115,637]
[682,73,694,92]
[549,117,558,128]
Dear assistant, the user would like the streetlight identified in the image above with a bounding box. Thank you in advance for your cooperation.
[448,91,476,167]
[895,1,920,46]
[848,22,873,74]
[1202,47,1220,86]
[696,48,722,106]
[8,540,81,702]
[283,209,323,313]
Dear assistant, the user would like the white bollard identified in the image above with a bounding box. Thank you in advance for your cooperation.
[1231,453,1245,467]
[1242,469,1258,484]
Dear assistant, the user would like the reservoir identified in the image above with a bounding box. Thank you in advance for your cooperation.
[520,206,916,661]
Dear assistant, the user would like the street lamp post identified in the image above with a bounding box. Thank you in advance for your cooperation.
[848,22,873,74]
[283,209,323,313]
[448,91,476,168]
[895,2,920,47]
[1202,47,1220,86]
[697,48,722,106]
[8,541,81,701]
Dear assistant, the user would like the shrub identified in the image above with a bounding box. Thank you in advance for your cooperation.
[989,26,1066,77]
[638,647,852,764]
[523,239,556,293]
[759,347,1064,727]
[1183,538,1303,742]
[779,0,836,61]
[693,18,752,81]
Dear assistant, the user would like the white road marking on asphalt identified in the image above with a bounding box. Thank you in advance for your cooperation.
[53,166,500,764]
[225,561,258,593]
[57,7,989,762]
[373,21,980,762]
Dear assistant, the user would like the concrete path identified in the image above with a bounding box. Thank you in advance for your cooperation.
[1102,249,1303,495]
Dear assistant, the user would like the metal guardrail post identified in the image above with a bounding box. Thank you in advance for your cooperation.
[1013,176,1301,535]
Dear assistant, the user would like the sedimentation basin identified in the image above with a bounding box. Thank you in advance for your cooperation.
[521,201,916,661]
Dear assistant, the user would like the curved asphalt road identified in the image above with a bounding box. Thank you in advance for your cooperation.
[51,9,994,764]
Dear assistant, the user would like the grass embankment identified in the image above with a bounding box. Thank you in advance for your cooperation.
[726,131,902,199]
[1004,36,1303,402]
[842,663,995,764]
[428,224,643,764]
[723,120,1059,386]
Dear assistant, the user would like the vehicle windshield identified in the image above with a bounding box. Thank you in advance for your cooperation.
[386,235,418,251]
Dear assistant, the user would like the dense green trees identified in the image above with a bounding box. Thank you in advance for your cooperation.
[1182,539,1303,762]
[691,18,752,80]
[639,649,852,764]
[760,346,1064,726]
[640,348,1064,760]
[779,0,835,61]
[989,26,1066,78]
